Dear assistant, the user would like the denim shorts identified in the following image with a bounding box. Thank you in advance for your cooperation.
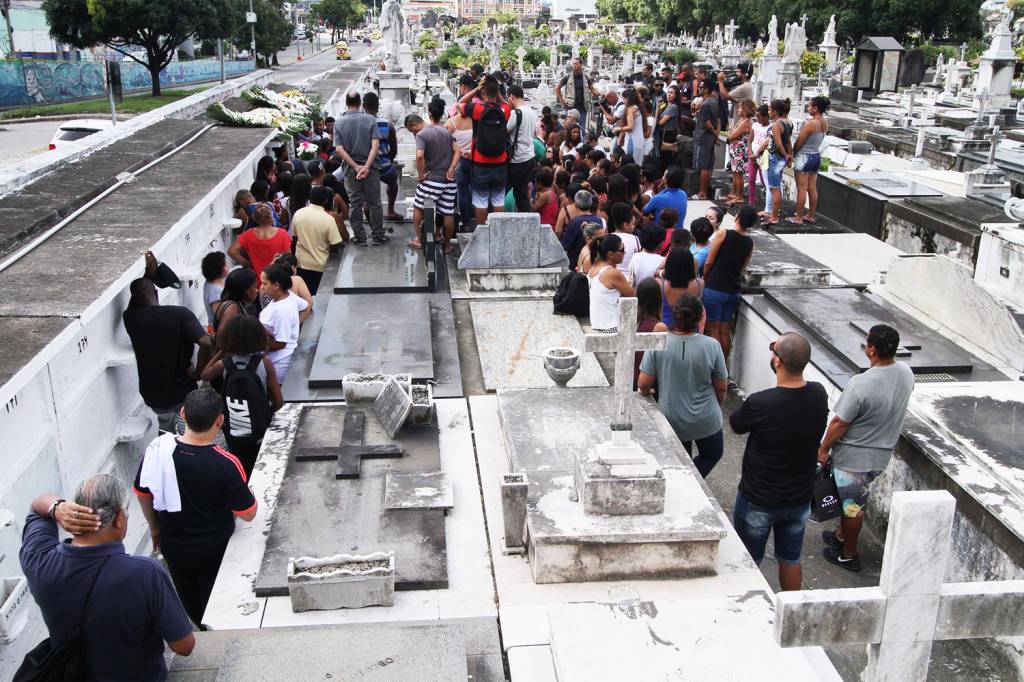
[733,491,811,565]
[469,163,507,209]
[766,154,787,188]
[833,467,882,517]
[694,143,716,171]
[794,152,821,174]
[701,287,741,323]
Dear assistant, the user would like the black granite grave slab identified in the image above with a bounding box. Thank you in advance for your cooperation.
[744,228,832,288]
[307,292,435,386]
[255,404,446,595]
[762,287,1000,378]
[333,222,435,293]
[886,196,1003,254]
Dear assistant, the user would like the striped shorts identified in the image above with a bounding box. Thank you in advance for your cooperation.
[412,179,458,215]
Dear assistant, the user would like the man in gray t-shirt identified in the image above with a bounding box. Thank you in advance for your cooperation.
[333,91,384,244]
[404,101,460,251]
[818,324,915,572]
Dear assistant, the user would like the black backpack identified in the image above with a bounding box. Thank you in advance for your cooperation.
[473,102,508,159]
[14,557,110,681]
[222,355,272,442]
[553,270,590,317]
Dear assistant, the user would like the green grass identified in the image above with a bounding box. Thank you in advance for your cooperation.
[0,85,215,120]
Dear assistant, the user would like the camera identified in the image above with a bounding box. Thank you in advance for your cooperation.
[596,96,610,109]
[724,75,741,89]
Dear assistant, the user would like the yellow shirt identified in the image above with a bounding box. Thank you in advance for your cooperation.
[293,204,342,271]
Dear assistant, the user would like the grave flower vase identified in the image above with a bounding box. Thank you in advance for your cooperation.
[542,347,581,387]
[287,552,395,612]
[0,576,29,643]
[409,383,434,425]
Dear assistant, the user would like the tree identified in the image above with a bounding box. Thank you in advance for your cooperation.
[43,0,237,96]
[233,0,293,67]
[313,0,367,41]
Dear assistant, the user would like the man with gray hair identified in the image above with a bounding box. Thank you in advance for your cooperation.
[135,387,257,627]
[20,475,194,679]
[560,189,602,269]
[729,332,829,591]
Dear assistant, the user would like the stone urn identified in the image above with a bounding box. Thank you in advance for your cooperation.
[542,347,581,387]
[287,551,395,612]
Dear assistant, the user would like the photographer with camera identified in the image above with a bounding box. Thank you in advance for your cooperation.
[596,87,627,148]
[556,57,602,135]
[717,62,755,128]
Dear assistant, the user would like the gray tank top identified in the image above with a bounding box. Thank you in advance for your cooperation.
[802,120,827,154]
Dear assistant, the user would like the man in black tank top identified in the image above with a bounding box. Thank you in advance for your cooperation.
[701,205,756,363]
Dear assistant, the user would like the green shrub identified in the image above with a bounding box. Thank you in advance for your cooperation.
[436,45,469,70]
[800,51,826,77]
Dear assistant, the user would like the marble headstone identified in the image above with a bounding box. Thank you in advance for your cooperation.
[458,213,568,269]
[374,376,413,438]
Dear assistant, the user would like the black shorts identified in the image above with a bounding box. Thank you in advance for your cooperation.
[695,143,716,171]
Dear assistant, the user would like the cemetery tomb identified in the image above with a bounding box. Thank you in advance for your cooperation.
[333,222,438,293]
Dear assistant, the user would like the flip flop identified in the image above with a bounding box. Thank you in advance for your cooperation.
[804,217,817,224]
[407,239,422,249]
[385,213,406,222]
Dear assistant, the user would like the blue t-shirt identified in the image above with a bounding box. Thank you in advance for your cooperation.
[691,243,710,272]
[643,188,688,229]
[20,513,192,681]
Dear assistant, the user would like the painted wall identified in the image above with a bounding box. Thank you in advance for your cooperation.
[0,58,256,108]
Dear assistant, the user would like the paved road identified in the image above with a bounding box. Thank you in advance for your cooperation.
[0,38,376,170]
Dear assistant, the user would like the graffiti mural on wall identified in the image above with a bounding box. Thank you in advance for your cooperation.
[0,59,256,108]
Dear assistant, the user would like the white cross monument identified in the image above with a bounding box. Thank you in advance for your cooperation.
[775,490,1024,682]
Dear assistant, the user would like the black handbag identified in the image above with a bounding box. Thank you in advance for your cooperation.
[14,556,110,682]
[810,461,842,523]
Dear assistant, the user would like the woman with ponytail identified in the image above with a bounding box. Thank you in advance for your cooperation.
[587,234,635,333]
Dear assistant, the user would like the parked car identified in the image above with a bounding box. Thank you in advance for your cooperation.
[48,119,114,151]
[336,41,351,60]
[363,37,372,46]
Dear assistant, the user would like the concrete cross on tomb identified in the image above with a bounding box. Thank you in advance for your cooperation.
[975,88,990,125]
[987,126,1002,166]
[724,19,738,44]
[294,410,404,479]
[775,490,1024,682]
[583,297,666,431]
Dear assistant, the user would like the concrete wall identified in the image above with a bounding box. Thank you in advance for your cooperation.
[0,129,276,677]
[976,223,1024,312]
[883,212,976,270]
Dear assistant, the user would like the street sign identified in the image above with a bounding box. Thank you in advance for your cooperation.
[106,61,123,103]
[246,11,257,23]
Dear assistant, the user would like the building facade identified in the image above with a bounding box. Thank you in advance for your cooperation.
[457,0,539,19]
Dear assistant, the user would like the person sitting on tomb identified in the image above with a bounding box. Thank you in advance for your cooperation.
[702,204,755,364]
[258,264,309,385]
[577,221,606,273]
[20,475,194,680]
[271,252,313,324]
[638,294,727,477]
[587,234,635,333]
[818,324,914,573]
[634,277,669,392]
[200,315,284,477]
[123,260,212,435]
[229,204,293,278]
[729,332,828,590]
[562,190,603,268]
[134,388,258,628]
[201,251,228,332]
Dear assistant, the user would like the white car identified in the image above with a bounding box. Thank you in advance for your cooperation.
[48,119,114,151]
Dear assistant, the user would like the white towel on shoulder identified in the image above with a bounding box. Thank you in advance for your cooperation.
[139,433,181,512]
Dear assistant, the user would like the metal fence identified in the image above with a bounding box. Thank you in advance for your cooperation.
[0,58,257,108]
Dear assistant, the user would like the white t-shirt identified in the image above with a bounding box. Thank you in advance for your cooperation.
[628,251,663,286]
[259,292,308,384]
[507,105,539,164]
[616,232,642,274]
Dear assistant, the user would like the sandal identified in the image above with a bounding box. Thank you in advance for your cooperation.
[407,239,422,249]
[385,213,405,222]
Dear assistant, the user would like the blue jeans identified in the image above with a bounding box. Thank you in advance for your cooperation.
[455,158,474,231]
[681,429,724,478]
[701,287,741,323]
[794,152,821,174]
[733,492,811,565]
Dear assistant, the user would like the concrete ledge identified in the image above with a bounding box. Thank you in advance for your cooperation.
[0,69,273,197]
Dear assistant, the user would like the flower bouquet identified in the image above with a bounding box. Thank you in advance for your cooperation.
[206,86,324,140]
[296,140,320,161]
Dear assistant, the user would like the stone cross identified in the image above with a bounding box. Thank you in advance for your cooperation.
[975,88,990,124]
[583,297,666,431]
[775,490,1024,682]
[800,12,808,30]
[906,84,916,118]
[987,127,1002,166]
[960,42,968,62]
[915,127,927,157]
[515,45,527,77]
[724,19,738,45]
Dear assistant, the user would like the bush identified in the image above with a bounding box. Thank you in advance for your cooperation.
[800,51,827,77]
[746,48,763,63]
[418,33,439,51]
[456,23,482,39]
[664,48,698,65]
[436,45,469,70]
[634,26,655,41]
[596,36,620,56]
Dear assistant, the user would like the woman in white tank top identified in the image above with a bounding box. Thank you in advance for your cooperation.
[587,234,636,332]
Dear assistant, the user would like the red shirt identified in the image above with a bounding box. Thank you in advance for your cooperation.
[458,101,512,164]
[238,227,292,276]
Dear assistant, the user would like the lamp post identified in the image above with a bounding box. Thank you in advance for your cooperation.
[0,0,17,60]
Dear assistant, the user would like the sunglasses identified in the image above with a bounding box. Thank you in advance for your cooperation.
[769,341,779,357]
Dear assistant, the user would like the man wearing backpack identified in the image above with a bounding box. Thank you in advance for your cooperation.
[505,85,539,213]
[362,92,403,222]
[556,57,602,135]
[20,475,194,681]
[134,388,258,628]
[457,78,512,226]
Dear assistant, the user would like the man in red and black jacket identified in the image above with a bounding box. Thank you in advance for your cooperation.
[457,78,511,227]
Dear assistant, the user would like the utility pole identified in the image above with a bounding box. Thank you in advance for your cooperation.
[248,0,257,63]
[218,38,225,83]
[0,0,17,60]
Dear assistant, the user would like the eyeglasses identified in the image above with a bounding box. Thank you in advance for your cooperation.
[769,341,779,357]
[613,248,626,254]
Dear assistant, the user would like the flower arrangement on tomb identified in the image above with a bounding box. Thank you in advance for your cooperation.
[206,86,324,139]
[296,140,320,161]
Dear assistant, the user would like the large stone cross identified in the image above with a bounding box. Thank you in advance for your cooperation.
[724,19,738,45]
[583,297,666,431]
[987,126,1003,166]
[775,490,1024,682]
